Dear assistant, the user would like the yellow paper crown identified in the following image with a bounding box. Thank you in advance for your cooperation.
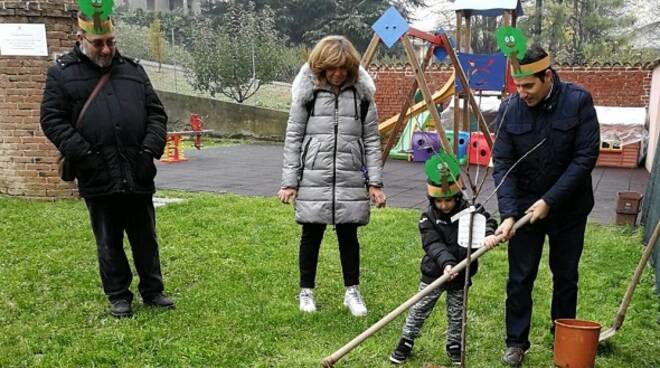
[511,55,551,78]
[78,15,113,35]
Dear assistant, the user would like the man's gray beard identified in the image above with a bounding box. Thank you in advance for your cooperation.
[81,44,115,68]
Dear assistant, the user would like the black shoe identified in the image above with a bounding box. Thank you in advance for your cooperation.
[446,344,461,365]
[501,346,525,367]
[389,338,414,364]
[110,299,133,318]
[143,293,175,309]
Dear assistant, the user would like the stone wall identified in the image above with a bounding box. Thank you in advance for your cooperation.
[0,0,78,198]
[157,90,289,140]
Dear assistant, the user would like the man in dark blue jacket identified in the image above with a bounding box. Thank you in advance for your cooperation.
[492,45,600,366]
[40,11,174,318]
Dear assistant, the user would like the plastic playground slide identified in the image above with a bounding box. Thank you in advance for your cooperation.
[378,74,456,134]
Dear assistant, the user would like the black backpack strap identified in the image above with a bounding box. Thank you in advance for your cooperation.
[305,90,321,120]
[360,99,370,124]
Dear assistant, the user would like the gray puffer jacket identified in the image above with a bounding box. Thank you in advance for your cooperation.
[281,63,383,225]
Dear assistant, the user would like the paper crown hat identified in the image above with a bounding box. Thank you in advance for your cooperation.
[495,26,551,78]
[78,0,114,35]
[425,152,462,198]
[513,55,551,78]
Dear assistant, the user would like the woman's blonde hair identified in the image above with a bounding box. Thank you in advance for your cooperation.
[308,35,361,86]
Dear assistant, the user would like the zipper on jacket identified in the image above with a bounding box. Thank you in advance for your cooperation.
[332,95,339,225]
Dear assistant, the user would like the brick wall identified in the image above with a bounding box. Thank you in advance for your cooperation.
[0,1,78,198]
[368,64,454,122]
[369,64,654,121]
[558,66,653,107]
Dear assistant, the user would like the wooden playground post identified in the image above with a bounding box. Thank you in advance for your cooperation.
[453,11,463,155]
[401,36,454,156]
[361,34,380,68]
[462,11,472,133]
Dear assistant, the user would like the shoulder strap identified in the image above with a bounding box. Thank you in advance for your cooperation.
[360,99,370,124]
[76,73,111,128]
[305,90,321,120]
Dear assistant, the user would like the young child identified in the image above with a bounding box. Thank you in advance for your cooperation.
[389,168,498,365]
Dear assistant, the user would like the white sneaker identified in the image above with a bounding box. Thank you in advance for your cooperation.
[344,285,367,317]
[299,288,317,313]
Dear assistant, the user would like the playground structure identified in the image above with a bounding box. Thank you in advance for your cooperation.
[376,0,522,167]
[161,113,213,163]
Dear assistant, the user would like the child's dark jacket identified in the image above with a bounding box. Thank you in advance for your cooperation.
[419,197,498,288]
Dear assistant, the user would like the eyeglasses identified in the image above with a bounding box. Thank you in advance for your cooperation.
[82,35,116,49]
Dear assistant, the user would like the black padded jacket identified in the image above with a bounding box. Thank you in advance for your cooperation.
[40,45,167,198]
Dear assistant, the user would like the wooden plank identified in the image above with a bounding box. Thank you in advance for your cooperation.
[458,11,470,146]
[461,12,471,136]
[401,36,454,156]
[462,13,472,133]
[453,94,461,151]
[361,34,380,68]
[454,11,463,144]
[407,27,445,46]
[462,93,470,132]
[464,12,472,53]
[456,11,462,52]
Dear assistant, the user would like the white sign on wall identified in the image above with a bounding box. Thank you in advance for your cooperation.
[0,24,49,56]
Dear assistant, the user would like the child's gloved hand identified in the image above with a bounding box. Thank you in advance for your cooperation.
[443,265,458,280]
[484,235,499,249]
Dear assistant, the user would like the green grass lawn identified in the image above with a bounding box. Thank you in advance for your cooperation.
[1,192,658,367]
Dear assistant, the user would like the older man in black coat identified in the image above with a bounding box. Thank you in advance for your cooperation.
[493,45,600,366]
[40,11,173,317]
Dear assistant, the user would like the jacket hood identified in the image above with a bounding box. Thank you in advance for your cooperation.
[291,63,376,104]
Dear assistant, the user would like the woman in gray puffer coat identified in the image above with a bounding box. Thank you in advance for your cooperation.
[278,36,386,317]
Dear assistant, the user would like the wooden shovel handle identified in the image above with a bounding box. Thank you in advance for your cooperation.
[320,214,532,367]
[604,221,660,337]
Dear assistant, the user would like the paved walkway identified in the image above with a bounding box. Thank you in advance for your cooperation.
[155,143,650,224]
